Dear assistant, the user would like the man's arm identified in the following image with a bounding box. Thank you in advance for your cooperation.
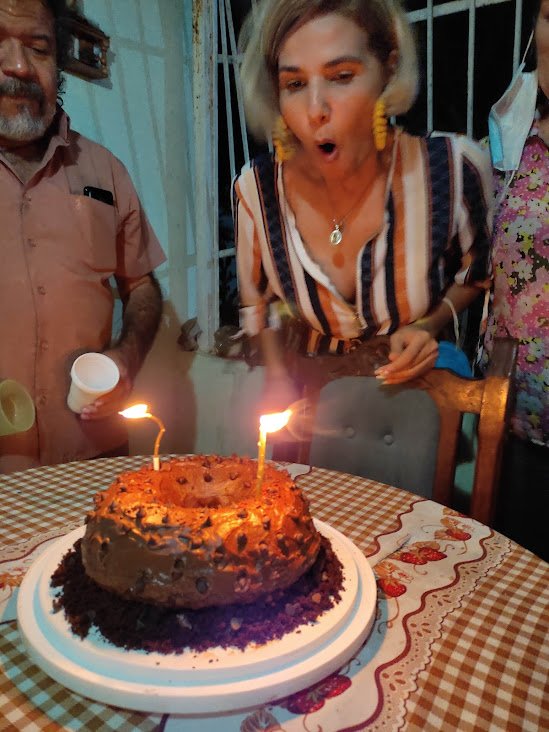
[80,273,163,420]
[113,273,163,381]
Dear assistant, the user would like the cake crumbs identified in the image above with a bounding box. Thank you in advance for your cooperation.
[50,537,343,654]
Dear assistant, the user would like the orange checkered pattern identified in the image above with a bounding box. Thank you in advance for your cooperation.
[0,457,547,731]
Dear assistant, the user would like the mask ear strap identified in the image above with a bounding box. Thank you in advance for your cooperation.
[521,29,534,66]
[497,169,518,207]
[496,32,535,204]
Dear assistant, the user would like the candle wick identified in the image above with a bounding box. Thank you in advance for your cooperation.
[146,413,166,470]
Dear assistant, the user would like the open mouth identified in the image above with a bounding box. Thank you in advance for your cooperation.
[318,141,336,154]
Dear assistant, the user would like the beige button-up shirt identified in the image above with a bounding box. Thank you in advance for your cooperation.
[0,110,166,473]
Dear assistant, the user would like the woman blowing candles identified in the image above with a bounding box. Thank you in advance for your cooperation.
[234,0,493,412]
[483,0,548,560]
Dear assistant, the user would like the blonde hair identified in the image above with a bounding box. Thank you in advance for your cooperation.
[239,0,419,142]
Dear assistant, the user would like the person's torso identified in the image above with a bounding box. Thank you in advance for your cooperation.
[242,131,490,342]
[484,131,549,446]
[0,129,127,470]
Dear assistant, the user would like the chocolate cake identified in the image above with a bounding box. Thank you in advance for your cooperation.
[81,455,321,610]
[52,535,343,653]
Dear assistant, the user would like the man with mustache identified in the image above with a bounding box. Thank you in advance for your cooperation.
[0,0,166,473]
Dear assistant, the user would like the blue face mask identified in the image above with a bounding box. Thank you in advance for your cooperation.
[488,66,538,172]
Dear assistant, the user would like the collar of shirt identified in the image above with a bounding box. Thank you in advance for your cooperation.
[0,106,71,172]
[38,106,71,171]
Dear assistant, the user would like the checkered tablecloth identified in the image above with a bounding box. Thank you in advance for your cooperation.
[1,456,548,731]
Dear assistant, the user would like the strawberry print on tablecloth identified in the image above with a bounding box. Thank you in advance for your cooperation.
[238,502,510,732]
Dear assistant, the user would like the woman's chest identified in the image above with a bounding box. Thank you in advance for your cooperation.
[294,219,369,301]
[287,185,386,302]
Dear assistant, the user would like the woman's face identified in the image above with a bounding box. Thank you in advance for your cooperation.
[536,0,549,99]
[277,12,389,179]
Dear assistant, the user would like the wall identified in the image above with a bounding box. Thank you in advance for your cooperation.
[64,0,260,458]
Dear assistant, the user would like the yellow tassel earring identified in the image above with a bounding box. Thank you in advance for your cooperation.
[372,98,387,152]
[272,116,295,162]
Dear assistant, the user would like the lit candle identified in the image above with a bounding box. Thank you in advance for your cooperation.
[119,403,166,471]
[256,410,291,493]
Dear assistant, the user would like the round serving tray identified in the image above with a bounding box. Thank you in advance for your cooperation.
[17,520,376,714]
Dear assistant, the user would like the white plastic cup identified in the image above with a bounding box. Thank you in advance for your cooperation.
[67,353,120,413]
[0,379,36,436]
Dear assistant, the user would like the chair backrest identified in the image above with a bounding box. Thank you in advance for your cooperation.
[309,377,440,498]
[276,337,517,525]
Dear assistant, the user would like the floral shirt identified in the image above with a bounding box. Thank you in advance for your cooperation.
[483,123,549,446]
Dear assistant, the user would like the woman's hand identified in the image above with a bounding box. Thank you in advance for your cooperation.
[375,325,439,385]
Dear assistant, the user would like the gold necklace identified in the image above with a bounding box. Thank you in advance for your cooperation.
[326,175,377,247]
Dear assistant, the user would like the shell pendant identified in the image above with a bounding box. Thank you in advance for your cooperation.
[329,224,343,246]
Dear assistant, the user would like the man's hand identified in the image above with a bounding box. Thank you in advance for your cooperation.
[79,273,162,420]
[79,350,133,420]
[374,325,439,385]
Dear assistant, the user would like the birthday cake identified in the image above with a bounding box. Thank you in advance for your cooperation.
[80,455,322,610]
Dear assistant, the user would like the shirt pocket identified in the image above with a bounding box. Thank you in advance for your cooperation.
[68,194,117,274]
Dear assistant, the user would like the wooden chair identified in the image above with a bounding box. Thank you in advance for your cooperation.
[273,337,518,526]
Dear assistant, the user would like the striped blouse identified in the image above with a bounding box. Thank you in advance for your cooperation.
[234,130,493,355]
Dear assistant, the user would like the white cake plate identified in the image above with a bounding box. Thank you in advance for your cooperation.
[17,520,377,715]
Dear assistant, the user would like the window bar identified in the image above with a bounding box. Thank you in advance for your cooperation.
[224,0,250,165]
[408,0,511,25]
[426,0,434,133]
[194,0,219,349]
[466,0,476,137]
[513,0,523,71]
[218,0,237,183]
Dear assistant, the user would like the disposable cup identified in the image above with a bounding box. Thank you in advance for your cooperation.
[67,353,120,414]
[0,379,36,436]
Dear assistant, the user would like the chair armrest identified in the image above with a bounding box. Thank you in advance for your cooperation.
[471,336,518,525]
[485,337,518,379]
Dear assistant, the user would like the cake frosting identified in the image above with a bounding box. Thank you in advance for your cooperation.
[81,455,321,609]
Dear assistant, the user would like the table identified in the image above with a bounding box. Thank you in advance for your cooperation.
[1,456,547,731]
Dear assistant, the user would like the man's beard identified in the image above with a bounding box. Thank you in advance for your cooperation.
[0,78,56,143]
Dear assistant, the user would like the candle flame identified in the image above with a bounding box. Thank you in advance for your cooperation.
[119,403,150,419]
[118,403,165,472]
[259,409,292,434]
